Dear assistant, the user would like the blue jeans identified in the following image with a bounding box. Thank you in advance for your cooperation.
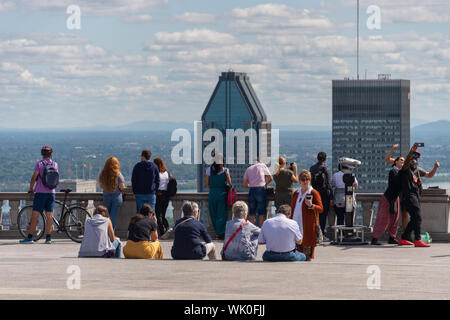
[103,193,123,230]
[113,239,123,258]
[262,250,306,262]
[248,187,267,218]
[135,194,156,213]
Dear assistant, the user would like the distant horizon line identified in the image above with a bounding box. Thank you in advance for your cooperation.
[0,119,448,132]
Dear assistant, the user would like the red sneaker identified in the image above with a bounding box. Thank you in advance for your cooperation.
[398,238,414,246]
[414,240,430,247]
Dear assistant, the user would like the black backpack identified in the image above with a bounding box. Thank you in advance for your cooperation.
[40,160,59,189]
[167,173,177,197]
[311,167,327,193]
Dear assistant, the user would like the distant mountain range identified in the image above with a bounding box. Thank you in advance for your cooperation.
[2,120,449,137]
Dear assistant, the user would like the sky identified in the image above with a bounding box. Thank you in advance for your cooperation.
[0,0,449,129]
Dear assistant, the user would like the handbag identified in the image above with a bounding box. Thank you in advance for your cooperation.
[222,221,247,260]
[226,184,237,207]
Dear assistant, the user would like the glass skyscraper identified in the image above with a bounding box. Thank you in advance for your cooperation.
[332,77,410,193]
[197,71,272,192]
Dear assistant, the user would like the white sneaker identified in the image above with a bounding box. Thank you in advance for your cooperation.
[323,236,330,242]
[160,228,173,240]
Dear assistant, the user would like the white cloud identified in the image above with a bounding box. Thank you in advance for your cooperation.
[230,3,333,33]
[175,12,216,24]
[153,29,236,46]
[0,0,168,15]
[123,14,152,23]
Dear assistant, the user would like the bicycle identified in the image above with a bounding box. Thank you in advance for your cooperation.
[17,189,92,243]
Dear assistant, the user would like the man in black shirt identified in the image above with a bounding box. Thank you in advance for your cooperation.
[398,144,438,247]
[310,152,332,239]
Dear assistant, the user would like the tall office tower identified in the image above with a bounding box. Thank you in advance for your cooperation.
[332,75,410,193]
[197,71,272,192]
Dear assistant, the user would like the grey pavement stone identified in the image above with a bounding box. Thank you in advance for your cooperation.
[0,239,449,300]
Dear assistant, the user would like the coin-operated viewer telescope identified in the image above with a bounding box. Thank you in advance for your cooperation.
[339,157,361,227]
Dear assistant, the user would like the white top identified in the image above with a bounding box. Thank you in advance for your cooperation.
[159,171,169,191]
[292,186,313,236]
[258,214,302,253]
[331,171,358,188]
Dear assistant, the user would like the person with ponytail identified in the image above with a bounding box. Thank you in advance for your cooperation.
[99,156,125,230]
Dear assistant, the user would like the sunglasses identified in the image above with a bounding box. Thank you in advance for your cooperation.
[300,178,310,182]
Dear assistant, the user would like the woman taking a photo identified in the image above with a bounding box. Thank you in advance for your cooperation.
[205,153,231,240]
[290,170,323,261]
[99,156,125,230]
[154,157,170,237]
[273,156,298,210]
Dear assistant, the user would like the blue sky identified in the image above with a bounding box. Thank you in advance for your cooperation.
[0,0,449,128]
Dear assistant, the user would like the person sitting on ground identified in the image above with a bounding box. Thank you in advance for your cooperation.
[78,205,122,258]
[123,204,163,259]
[221,201,260,261]
[171,201,217,260]
[258,205,306,262]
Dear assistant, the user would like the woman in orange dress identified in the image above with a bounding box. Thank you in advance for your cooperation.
[290,170,323,260]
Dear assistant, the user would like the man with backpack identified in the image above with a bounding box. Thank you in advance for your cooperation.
[309,152,332,241]
[20,146,59,244]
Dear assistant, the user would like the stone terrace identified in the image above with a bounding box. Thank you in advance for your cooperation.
[0,239,449,300]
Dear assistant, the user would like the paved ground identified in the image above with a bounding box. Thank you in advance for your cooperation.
[0,239,449,300]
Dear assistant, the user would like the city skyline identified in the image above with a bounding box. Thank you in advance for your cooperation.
[0,1,449,128]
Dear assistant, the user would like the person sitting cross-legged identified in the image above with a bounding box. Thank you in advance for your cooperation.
[171,201,217,260]
[258,204,306,262]
[123,204,163,259]
[221,201,260,261]
[78,205,122,258]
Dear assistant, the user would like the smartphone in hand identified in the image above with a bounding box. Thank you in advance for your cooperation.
[415,142,425,147]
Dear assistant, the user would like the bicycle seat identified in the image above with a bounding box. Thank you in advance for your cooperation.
[60,189,72,193]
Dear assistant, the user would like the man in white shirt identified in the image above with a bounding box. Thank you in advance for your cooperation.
[331,164,358,225]
[258,205,306,262]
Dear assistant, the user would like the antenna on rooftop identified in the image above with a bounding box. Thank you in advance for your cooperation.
[357,0,360,80]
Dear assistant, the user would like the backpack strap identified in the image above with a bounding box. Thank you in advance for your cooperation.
[222,220,247,260]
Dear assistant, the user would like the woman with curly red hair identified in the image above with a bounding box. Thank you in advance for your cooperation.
[99,156,125,230]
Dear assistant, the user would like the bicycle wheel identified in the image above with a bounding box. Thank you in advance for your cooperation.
[17,205,46,241]
[63,206,91,243]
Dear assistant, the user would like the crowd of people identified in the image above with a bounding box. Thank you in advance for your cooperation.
[19,143,439,260]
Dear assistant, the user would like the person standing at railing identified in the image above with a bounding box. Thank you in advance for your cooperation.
[205,153,231,240]
[398,144,439,247]
[243,158,273,228]
[371,156,404,245]
[154,157,171,237]
[384,143,440,236]
[98,156,125,230]
[132,149,160,213]
[20,146,59,244]
[273,156,298,210]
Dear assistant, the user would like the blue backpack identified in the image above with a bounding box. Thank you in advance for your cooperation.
[40,160,59,190]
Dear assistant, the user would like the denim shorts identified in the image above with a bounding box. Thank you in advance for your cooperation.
[33,193,56,214]
[248,187,267,217]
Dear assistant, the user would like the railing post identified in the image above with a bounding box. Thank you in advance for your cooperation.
[361,200,374,231]
[172,199,183,225]
[9,200,20,230]
[0,200,3,230]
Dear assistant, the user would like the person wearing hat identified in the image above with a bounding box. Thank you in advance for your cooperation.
[397,144,439,247]
[384,144,440,239]
[331,162,358,226]
[20,146,59,244]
